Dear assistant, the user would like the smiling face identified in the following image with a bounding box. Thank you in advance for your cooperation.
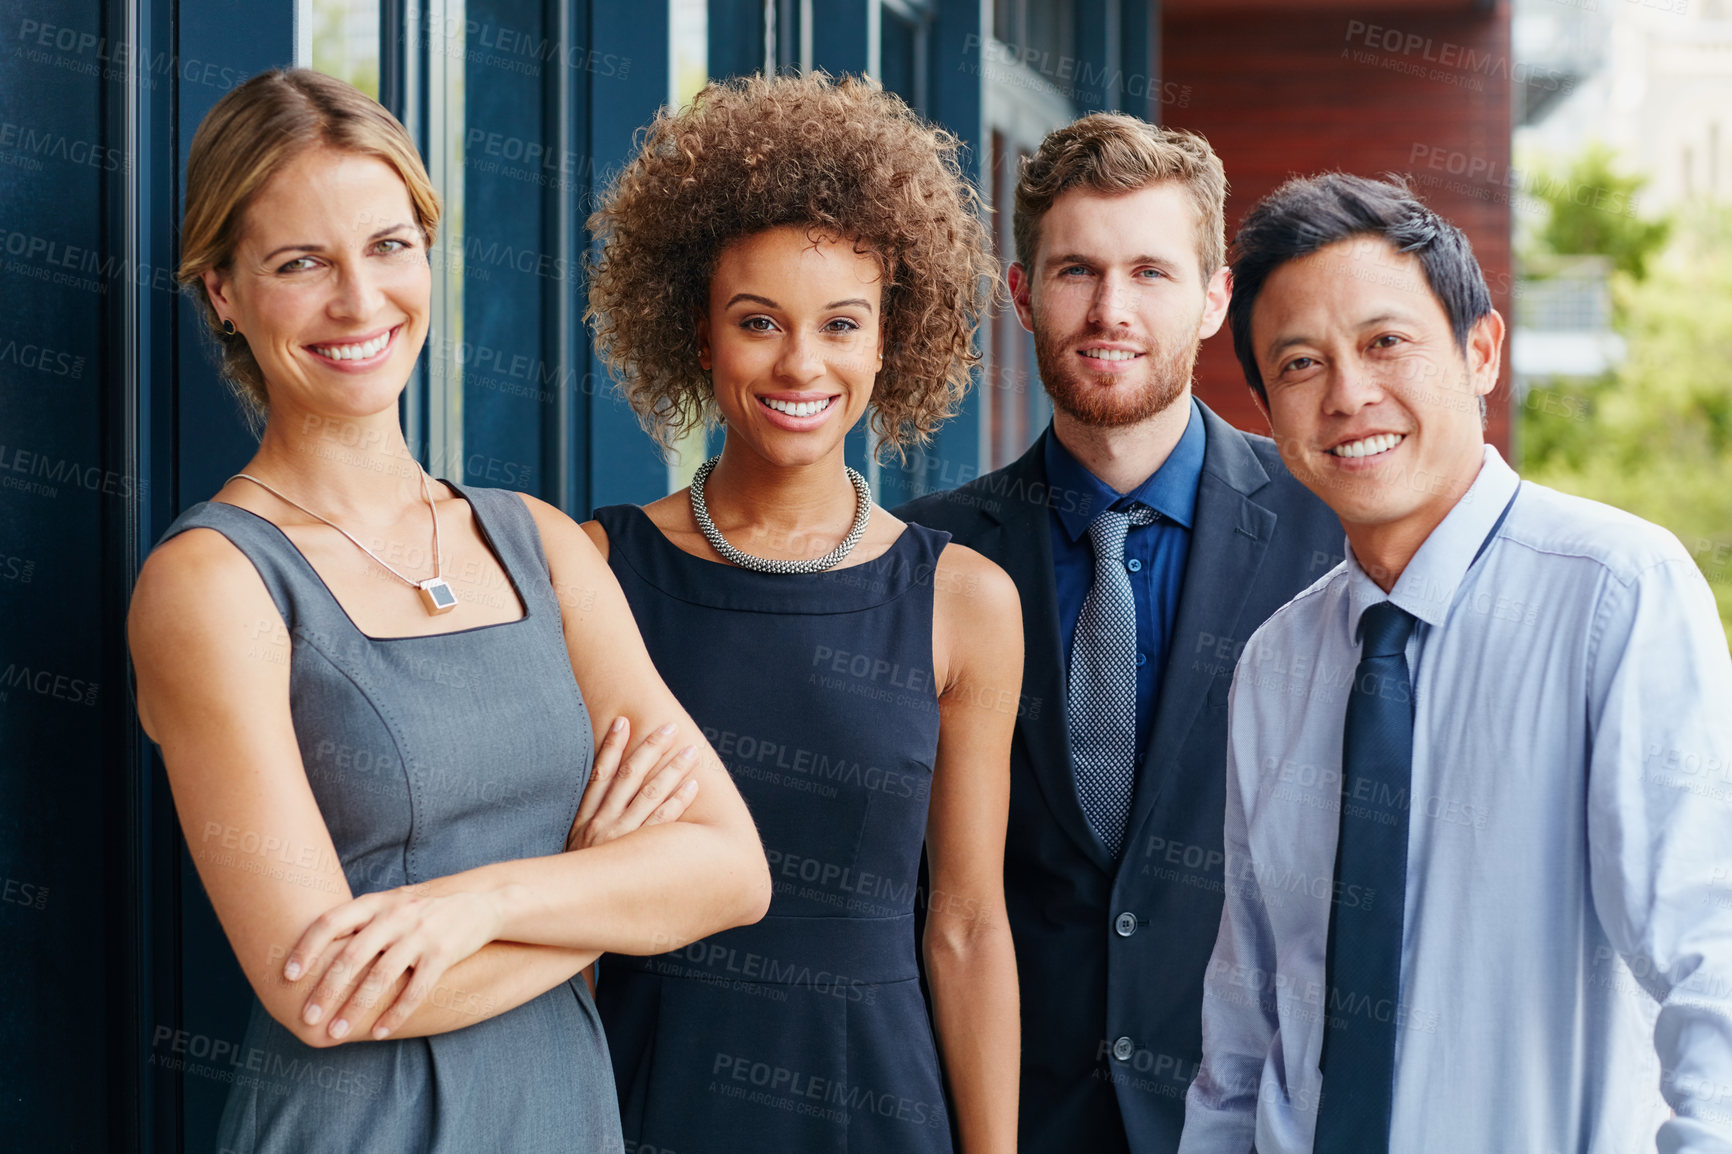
[1249,236,1503,565]
[201,147,431,424]
[697,225,885,468]
[1010,181,1228,429]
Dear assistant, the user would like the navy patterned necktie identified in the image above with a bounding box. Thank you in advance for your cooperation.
[1067,503,1155,859]
[1313,600,1419,1154]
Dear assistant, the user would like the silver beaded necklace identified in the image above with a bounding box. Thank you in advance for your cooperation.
[688,455,872,574]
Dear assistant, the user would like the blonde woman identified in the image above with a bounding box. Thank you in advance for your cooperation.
[129,69,768,1151]
[584,74,1022,1154]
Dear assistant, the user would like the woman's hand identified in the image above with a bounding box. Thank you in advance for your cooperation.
[283,887,508,1042]
[566,716,701,851]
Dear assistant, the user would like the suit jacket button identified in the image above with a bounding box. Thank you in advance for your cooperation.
[1112,1036,1135,1062]
[1115,911,1138,937]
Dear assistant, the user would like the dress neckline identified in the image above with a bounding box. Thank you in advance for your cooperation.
[601,503,948,616]
[210,480,532,642]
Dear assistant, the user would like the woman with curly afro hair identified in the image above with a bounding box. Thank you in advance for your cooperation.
[582,72,1021,1153]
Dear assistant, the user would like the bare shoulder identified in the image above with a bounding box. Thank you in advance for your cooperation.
[930,542,1022,713]
[131,527,278,639]
[511,490,577,542]
[129,527,286,737]
[509,490,607,567]
[933,541,1021,627]
[577,519,609,558]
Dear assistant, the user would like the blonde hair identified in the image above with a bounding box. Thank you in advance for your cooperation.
[177,68,441,424]
[1013,114,1227,279]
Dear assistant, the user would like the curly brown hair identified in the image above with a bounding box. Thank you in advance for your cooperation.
[585,72,999,457]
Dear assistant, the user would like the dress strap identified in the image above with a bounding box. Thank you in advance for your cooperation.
[442,483,561,621]
[159,487,561,637]
[890,520,951,573]
[157,501,313,628]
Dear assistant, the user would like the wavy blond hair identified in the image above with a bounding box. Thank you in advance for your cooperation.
[177,69,440,426]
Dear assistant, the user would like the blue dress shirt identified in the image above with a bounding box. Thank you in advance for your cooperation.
[1180,447,1732,1154]
[1047,400,1206,762]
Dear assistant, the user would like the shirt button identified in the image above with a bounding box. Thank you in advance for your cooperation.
[1115,912,1138,937]
[1135,653,1147,668]
[1125,558,1143,573]
[1112,1036,1135,1062]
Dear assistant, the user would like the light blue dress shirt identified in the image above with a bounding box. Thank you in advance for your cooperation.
[1180,447,1732,1154]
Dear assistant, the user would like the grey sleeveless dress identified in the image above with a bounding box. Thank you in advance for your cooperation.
[158,484,622,1154]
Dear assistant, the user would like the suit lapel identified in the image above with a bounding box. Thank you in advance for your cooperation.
[1124,406,1276,853]
[987,435,1116,875]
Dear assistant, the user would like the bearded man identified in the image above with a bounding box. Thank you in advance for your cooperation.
[897,116,1342,1154]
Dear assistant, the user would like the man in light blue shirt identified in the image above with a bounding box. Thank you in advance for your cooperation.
[1179,172,1732,1154]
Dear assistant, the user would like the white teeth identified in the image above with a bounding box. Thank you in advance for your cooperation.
[1329,433,1405,459]
[763,397,834,418]
[314,331,391,361]
[1081,348,1140,362]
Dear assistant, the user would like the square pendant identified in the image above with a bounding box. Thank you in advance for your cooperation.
[417,577,459,615]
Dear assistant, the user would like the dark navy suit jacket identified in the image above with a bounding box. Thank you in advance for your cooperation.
[896,402,1343,1153]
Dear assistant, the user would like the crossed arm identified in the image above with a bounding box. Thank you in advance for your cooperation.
[129,497,770,1050]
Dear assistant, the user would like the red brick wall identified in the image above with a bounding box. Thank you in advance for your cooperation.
[1163,5,1513,452]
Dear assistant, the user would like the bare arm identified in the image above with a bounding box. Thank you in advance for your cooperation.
[315,715,703,1043]
[280,499,770,1039]
[923,544,1022,1154]
[129,529,596,1048]
[438,493,771,953]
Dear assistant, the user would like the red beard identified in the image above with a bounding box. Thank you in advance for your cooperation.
[1033,322,1200,428]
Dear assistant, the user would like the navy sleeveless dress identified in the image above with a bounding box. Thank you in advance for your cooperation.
[592,504,955,1154]
[159,486,622,1153]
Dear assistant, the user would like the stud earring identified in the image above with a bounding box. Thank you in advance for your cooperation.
[222,318,237,336]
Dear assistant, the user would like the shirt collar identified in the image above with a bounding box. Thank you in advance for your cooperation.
[1345,445,1521,638]
[1044,399,1207,542]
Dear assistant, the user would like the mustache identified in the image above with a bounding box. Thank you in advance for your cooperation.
[1062,327,1154,349]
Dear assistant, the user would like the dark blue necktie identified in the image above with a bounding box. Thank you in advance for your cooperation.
[1067,502,1155,858]
[1313,600,1417,1154]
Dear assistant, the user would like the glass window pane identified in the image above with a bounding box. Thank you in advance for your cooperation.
[668,0,711,491]
[880,10,919,111]
[302,0,380,97]
[673,0,708,107]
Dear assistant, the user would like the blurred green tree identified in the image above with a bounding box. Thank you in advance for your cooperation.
[1521,195,1732,643]
[1529,144,1671,281]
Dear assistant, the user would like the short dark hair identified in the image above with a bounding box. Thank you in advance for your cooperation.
[1228,172,1492,405]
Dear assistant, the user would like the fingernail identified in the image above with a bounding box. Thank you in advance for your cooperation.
[304,1004,323,1025]
[330,1018,350,1040]
[611,717,627,733]
[681,779,698,793]
[678,745,697,760]
[284,960,301,981]
[372,1025,391,1040]
[656,723,676,737]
